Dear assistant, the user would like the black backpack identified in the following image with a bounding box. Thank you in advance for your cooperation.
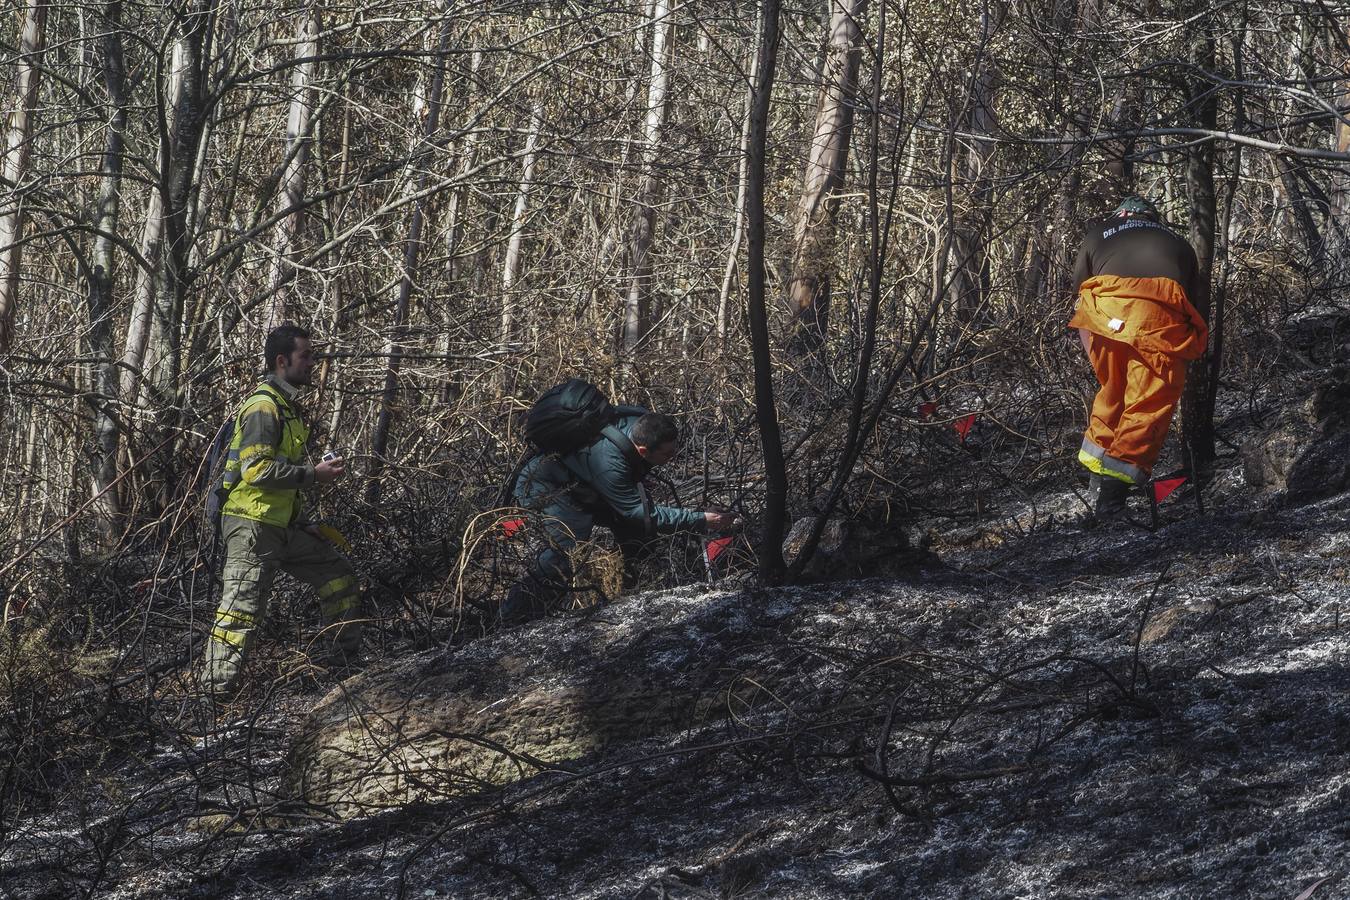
[202,417,237,536]
[498,379,647,506]
[524,379,618,453]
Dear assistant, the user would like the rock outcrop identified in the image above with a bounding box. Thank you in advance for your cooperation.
[1243,366,1350,504]
[284,587,810,817]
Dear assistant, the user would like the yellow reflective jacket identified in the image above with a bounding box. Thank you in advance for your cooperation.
[1069,274,1209,363]
[220,379,315,527]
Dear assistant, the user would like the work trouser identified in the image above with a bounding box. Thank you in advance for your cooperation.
[500,489,654,625]
[1079,333,1187,484]
[202,516,363,692]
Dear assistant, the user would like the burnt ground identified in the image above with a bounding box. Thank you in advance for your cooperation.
[0,445,1346,900]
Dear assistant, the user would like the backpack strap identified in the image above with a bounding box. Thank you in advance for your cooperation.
[601,424,646,472]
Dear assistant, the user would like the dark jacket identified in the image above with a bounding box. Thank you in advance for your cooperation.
[1072,214,1208,320]
[516,412,706,536]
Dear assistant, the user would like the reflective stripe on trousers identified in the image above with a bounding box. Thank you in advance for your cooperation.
[202,517,363,691]
[1079,334,1186,483]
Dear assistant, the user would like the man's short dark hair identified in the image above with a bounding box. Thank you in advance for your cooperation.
[264,324,311,371]
[631,412,679,449]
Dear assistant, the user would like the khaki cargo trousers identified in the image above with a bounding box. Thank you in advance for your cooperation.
[202,516,363,692]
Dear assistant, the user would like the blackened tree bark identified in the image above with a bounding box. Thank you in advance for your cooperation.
[1181,31,1218,475]
[746,0,787,583]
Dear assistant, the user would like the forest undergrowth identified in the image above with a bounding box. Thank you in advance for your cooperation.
[0,285,1345,898]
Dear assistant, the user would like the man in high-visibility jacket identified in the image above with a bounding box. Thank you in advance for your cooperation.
[201,324,361,694]
[1069,196,1209,520]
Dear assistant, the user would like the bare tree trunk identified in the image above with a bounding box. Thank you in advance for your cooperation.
[87,0,129,545]
[785,0,867,356]
[717,33,760,346]
[1332,75,1350,269]
[0,0,48,350]
[440,49,484,399]
[746,0,788,583]
[1181,31,1218,475]
[946,5,1000,327]
[143,0,218,511]
[444,50,485,285]
[594,9,651,333]
[366,8,452,504]
[326,94,354,442]
[498,99,543,350]
[787,0,890,579]
[266,10,321,328]
[1333,63,1350,222]
[1049,0,1102,302]
[119,39,188,416]
[620,0,674,355]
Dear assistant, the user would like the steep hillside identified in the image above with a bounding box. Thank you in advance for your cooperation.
[2,457,1345,899]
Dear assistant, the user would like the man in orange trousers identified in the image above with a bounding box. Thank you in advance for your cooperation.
[1069,196,1209,521]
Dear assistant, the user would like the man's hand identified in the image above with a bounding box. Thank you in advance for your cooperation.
[704,510,744,534]
[315,455,347,484]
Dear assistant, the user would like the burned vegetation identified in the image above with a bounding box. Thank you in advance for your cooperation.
[2,2,1349,898]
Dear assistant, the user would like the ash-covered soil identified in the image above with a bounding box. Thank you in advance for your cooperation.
[3,455,1345,900]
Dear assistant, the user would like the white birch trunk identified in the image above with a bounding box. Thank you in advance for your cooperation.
[620,0,673,354]
[499,100,543,345]
[0,0,48,350]
[267,11,321,328]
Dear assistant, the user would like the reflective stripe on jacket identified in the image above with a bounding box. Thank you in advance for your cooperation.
[1069,274,1209,363]
[221,379,314,527]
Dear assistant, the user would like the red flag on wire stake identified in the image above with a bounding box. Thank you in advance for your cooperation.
[501,518,525,538]
[953,414,977,442]
[706,536,733,564]
[918,401,939,419]
[1152,477,1187,504]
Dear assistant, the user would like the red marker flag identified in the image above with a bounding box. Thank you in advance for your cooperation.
[1152,477,1187,504]
[706,536,733,563]
[918,401,939,419]
[953,414,977,442]
[500,518,525,538]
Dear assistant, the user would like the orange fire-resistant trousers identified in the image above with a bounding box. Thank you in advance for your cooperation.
[1080,333,1186,484]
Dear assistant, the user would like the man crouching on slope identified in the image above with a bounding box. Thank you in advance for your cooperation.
[501,410,741,625]
[1069,195,1210,522]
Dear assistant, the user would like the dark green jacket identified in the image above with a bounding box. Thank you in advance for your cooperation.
[517,412,706,535]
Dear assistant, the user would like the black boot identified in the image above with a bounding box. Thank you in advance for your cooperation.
[1094,476,1130,522]
[1087,473,1104,505]
[499,581,549,625]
